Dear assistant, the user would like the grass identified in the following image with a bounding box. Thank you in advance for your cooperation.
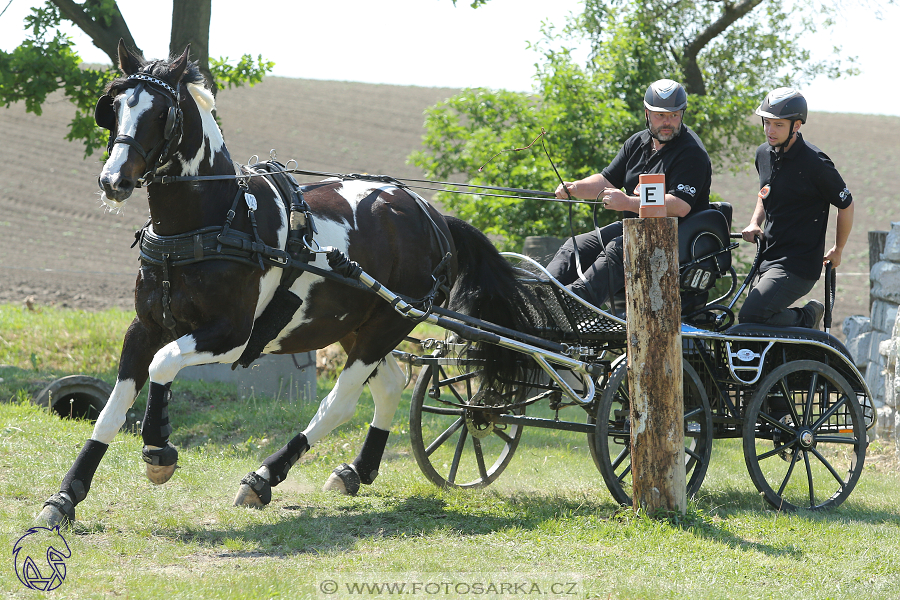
[1,304,899,599]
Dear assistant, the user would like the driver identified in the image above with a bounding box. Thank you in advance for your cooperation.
[546,79,711,308]
[739,88,854,329]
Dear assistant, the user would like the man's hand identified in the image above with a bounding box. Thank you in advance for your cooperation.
[824,245,843,269]
[601,188,633,212]
[555,182,576,199]
[742,224,763,243]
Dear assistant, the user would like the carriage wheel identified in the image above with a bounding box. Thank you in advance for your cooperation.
[588,359,713,506]
[742,360,866,511]
[409,362,524,489]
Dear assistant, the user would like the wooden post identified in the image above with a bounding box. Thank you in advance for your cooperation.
[623,175,685,515]
[869,231,888,314]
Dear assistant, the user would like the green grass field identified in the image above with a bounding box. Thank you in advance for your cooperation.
[1,304,899,599]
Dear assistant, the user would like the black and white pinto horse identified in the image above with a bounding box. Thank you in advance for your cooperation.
[37,42,540,527]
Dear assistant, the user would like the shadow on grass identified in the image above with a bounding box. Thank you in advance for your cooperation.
[149,491,807,560]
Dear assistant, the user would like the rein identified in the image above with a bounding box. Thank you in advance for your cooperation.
[145,166,605,206]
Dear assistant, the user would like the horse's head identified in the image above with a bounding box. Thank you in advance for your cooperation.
[97,40,195,208]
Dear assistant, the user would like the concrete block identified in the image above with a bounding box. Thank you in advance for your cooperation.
[871,261,900,303]
[864,359,885,407]
[842,315,871,340]
[868,332,890,364]
[522,236,563,267]
[845,331,872,368]
[871,299,899,334]
[881,222,900,261]
[179,352,316,402]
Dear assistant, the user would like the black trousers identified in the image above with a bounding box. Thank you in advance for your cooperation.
[738,264,817,328]
[545,222,624,308]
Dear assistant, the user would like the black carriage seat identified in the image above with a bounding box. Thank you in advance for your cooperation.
[678,202,733,315]
[608,202,734,317]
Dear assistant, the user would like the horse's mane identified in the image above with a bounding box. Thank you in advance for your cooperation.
[104,52,206,95]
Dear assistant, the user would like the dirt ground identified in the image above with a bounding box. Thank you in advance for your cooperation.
[1,76,897,339]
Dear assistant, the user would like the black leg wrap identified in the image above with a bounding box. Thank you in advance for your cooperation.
[233,286,303,370]
[141,382,172,448]
[60,439,108,505]
[142,441,178,466]
[332,463,361,496]
[43,492,75,522]
[261,432,309,486]
[351,426,390,485]
[240,472,272,505]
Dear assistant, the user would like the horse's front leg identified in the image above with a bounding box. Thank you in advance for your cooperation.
[36,318,161,527]
[141,323,250,484]
[233,355,380,507]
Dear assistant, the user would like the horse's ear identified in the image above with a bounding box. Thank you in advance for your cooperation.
[117,39,141,75]
[170,44,191,84]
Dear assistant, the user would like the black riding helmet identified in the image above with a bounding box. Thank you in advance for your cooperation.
[756,87,807,150]
[644,79,687,141]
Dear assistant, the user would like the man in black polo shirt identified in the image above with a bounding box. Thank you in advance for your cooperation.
[739,88,854,329]
[546,79,711,308]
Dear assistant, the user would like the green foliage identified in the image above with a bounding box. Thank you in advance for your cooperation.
[0,1,274,157]
[414,0,858,249]
[210,54,275,90]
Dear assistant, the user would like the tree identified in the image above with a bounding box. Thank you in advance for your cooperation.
[421,0,859,250]
[0,0,273,156]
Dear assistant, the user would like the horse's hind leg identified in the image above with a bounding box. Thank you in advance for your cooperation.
[322,353,406,495]
[36,319,159,526]
[233,356,379,507]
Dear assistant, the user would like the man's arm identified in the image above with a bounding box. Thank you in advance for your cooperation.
[554,173,614,200]
[825,200,854,268]
[742,195,766,242]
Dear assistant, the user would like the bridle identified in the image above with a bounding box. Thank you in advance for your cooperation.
[94,73,183,184]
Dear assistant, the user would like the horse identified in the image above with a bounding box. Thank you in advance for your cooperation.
[36,41,541,527]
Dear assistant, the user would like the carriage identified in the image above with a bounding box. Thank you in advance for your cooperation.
[37,42,872,527]
[393,203,874,512]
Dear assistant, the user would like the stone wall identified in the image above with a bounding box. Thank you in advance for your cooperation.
[843,222,900,442]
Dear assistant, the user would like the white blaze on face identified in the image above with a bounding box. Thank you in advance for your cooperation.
[99,88,155,207]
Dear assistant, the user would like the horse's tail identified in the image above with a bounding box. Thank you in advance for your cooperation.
[445,216,543,396]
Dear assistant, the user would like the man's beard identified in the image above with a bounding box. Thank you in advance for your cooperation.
[649,121,682,142]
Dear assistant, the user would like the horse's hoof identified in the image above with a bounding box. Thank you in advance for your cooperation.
[323,463,360,496]
[142,442,178,485]
[35,493,75,528]
[145,463,178,485]
[234,472,271,508]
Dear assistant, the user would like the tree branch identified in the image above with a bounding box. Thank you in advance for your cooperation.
[681,0,765,95]
[51,0,140,65]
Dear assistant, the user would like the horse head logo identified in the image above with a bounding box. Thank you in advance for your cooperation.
[12,525,71,591]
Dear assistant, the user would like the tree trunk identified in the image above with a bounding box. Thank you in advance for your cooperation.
[680,0,765,96]
[170,0,215,95]
[52,0,140,64]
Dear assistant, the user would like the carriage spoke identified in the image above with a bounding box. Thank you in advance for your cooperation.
[759,410,796,436]
[615,463,632,484]
[685,445,703,464]
[447,425,469,484]
[778,377,800,426]
[814,435,858,445]
[803,372,819,428]
[493,427,514,445]
[776,445,801,497]
[809,446,850,486]
[757,439,798,462]
[472,437,489,481]
[811,394,849,432]
[422,405,465,416]
[425,417,465,457]
[610,445,630,471]
[804,450,816,507]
